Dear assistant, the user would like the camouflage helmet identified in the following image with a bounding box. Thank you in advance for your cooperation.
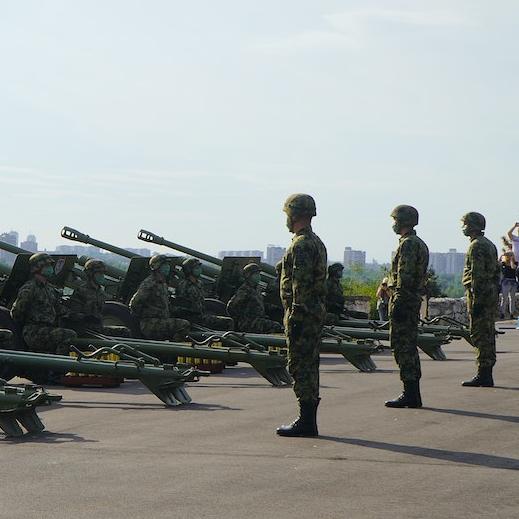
[390,205,419,227]
[283,193,317,218]
[84,259,106,274]
[29,252,54,273]
[328,263,344,275]
[243,263,260,278]
[149,254,171,271]
[461,212,486,232]
[182,257,202,274]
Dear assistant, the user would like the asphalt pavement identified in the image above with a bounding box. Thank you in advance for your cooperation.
[2,323,519,519]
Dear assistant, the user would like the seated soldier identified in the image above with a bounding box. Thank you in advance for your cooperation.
[129,255,190,341]
[325,263,346,324]
[10,253,77,354]
[175,258,233,330]
[227,263,283,333]
[65,259,130,337]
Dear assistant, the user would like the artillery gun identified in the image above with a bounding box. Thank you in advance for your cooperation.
[61,228,380,373]
[0,379,62,437]
[0,243,293,387]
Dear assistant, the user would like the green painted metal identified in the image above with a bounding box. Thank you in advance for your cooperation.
[0,347,207,407]
[329,326,449,361]
[137,229,276,281]
[0,379,62,437]
[189,330,378,373]
[62,226,220,280]
[338,317,472,345]
[73,333,292,387]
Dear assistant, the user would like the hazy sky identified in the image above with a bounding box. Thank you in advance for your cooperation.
[1,1,517,262]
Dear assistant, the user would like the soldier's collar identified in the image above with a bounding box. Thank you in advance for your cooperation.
[399,229,416,240]
[295,225,312,236]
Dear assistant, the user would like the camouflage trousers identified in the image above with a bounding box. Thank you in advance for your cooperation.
[194,314,234,331]
[64,319,131,339]
[235,317,283,334]
[467,291,497,369]
[285,313,322,403]
[100,326,131,338]
[22,325,77,355]
[389,296,421,382]
[139,317,190,341]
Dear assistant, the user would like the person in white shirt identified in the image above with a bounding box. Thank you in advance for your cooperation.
[507,223,519,262]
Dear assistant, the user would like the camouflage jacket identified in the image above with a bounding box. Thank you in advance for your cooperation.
[66,280,106,325]
[175,278,204,317]
[11,278,60,326]
[280,225,327,320]
[462,235,499,297]
[326,277,345,315]
[389,230,429,302]
[129,273,170,319]
[227,282,266,321]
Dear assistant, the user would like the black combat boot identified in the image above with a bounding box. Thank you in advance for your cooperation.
[462,367,494,387]
[385,380,422,408]
[277,399,320,437]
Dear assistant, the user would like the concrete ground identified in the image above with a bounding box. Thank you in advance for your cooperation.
[2,323,519,519]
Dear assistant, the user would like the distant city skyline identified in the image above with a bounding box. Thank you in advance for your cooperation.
[1,229,470,274]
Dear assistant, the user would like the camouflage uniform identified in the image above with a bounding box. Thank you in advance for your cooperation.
[176,278,233,330]
[463,235,499,369]
[66,280,130,337]
[325,264,345,324]
[227,281,283,334]
[389,229,429,382]
[11,278,77,354]
[129,273,190,341]
[281,225,327,403]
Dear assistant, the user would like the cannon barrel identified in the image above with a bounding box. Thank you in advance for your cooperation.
[138,229,277,280]
[0,240,31,256]
[61,227,138,259]
[63,227,220,280]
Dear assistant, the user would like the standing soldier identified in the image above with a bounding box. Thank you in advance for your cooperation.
[385,205,429,408]
[129,255,190,341]
[175,258,233,330]
[226,263,283,333]
[10,253,77,354]
[461,212,500,387]
[65,259,130,337]
[277,194,327,437]
[325,263,345,324]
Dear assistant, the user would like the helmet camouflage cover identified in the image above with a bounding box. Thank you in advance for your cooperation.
[390,205,419,227]
[149,254,171,271]
[29,252,54,273]
[182,257,202,273]
[243,263,260,277]
[84,259,106,273]
[461,212,486,232]
[283,193,317,218]
[328,263,344,274]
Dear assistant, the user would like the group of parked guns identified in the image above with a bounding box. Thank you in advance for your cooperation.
[0,227,476,437]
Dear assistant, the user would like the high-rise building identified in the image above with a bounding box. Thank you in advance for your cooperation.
[0,231,19,264]
[343,246,366,267]
[20,234,38,253]
[265,245,285,266]
[429,249,465,275]
[218,250,264,260]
